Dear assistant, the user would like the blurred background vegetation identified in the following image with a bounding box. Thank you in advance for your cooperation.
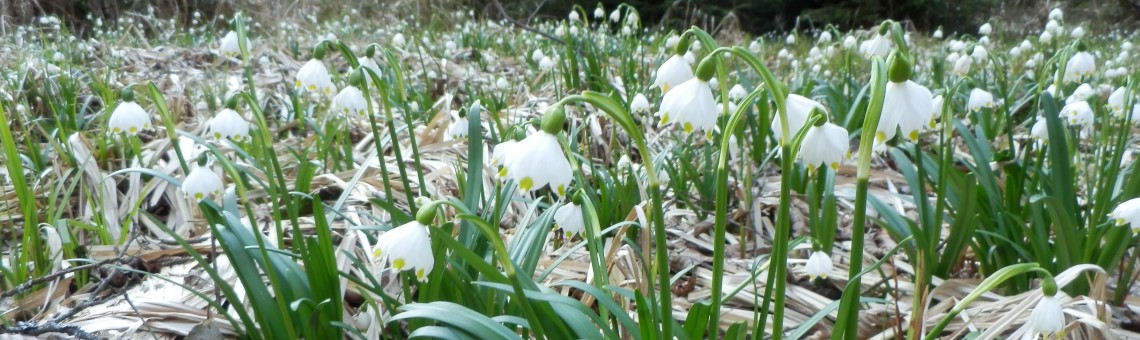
[3,0,1139,42]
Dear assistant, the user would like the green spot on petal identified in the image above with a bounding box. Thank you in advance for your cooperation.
[520,177,534,192]
[393,258,405,270]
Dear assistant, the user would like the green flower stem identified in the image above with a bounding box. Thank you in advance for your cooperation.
[834,57,888,340]
[356,70,397,214]
[554,92,672,339]
[710,86,768,336]
[730,45,791,339]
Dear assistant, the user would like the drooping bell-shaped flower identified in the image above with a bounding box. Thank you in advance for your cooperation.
[1060,101,1094,127]
[967,88,995,112]
[333,86,368,117]
[630,93,651,113]
[657,57,718,138]
[1110,197,1140,233]
[374,220,434,281]
[554,203,585,238]
[499,107,573,196]
[109,100,151,136]
[1070,26,1085,39]
[183,164,223,201]
[818,31,833,43]
[978,23,993,36]
[295,58,335,97]
[1031,119,1050,142]
[799,122,848,170]
[729,84,747,101]
[1029,294,1065,338]
[804,251,833,281]
[772,93,826,141]
[1064,51,1095,83]
[861,33,892,58]
[219,31,247,57]
[207,108,250,141]
[1049,8,1064,21]
[1108,87,1128,117]
[656,54,688,91]
[880,80,934,142]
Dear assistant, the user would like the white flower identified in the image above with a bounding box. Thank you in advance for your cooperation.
[862,33,891,58]
[657,78,718,138]
[1111,197,1140,233]
[183,165,222,200]
[683,51,696,65]
[295,59,335,97]
[594,7,604,19]
[491,140,517,167]
[1039,31,1053,43]
[800,122,848,170]
[1046,20,1062,34]
[108,101,151,135]
[1031,119,1050,142]
[392,33,406,47]
[653,54,695,93]
[568,10,579,22]
[971,45,988,61]
[531,49,545,63]
[1029,295,1065,337]
[448,115,468,139]
[968,89,995,112]
[332,86,368,117]
[1070,26,1085,39]
[749,40,762,54]
[1066,83,1094,104]
[1064,52,1095,83]
[979,23,993,35]
[772,94,826,141]
[1108,87,1128,116]
[359,58,382,77]
[953,56,972,76]
[786,34,796,45]
[219,31,246,57]
[630,93,650,113]
[207,108,249,141]
[804,251,833,280]
[539,56,556,70]
[843,35,857,49]
[1049,8,1064,21]
[819,31,833,43]
[665,35,680,49]
[729,84,747,101]
[931,95,945,123]
[554,203,585,237]
[496,77,510,90]
[374,221,434,281]
[609,9,621,23]
[500,131,573,195]
[1060,101,1094,127]
[932,29,943,39]
[880,80,934,142]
